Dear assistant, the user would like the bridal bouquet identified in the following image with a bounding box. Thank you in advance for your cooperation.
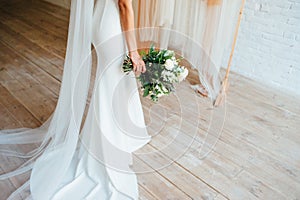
[122,45,189,102]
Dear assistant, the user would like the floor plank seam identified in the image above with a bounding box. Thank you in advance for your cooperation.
[135,155,194,200]
[146,144,229,200]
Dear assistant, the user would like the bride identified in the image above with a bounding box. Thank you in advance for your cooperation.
[0,0,152,199]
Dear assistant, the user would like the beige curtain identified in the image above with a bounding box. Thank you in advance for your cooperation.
[134,0,242,100]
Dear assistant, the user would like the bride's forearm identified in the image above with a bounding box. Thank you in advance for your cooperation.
[119,0,146,74]
[118,0,137,53]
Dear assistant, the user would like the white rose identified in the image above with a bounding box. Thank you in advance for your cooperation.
[177,67,189,82]
[165,59,175,70]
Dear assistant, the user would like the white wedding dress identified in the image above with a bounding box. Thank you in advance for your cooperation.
[0,0,151,199]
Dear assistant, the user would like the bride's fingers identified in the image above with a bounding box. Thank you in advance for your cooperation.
[140,65,144,73]
[136,65,141,72]
[135,66,141,76]
[133,64,141,75]
[135,71,141,76]
[133,65,137,72]
[141,64,146,73]
[137,60,145,73]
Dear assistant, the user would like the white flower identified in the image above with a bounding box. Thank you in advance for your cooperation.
[164,59,175,70]
[171,57,179,66]
[162,70,177,83]
[164,50,175,57]
[155,85,168,97]
[161,85,169,93]
[177,67,189,82]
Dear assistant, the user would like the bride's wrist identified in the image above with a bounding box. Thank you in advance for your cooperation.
[129,50,140,58]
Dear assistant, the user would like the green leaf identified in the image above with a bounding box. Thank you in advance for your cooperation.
[143,85,150,97]
[140,50,146,56]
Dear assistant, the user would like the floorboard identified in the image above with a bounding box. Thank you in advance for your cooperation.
[0,1,299,200]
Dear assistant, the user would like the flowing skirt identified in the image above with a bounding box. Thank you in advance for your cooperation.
[0,0,151,199]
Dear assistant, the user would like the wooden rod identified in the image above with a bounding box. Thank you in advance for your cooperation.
[207,0,222,6]
[214,0,246,106]
[137,0,141,29]
[223,0,246,82]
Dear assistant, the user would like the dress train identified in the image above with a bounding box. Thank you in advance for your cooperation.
[0,0,151,199]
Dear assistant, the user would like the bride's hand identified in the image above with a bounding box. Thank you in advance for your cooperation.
[129,51,146,76]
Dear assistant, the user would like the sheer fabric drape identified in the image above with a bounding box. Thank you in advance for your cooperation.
[0,0,94,199]
[134,0,242,100]
[0,0,242,199]
[1,0,151,199]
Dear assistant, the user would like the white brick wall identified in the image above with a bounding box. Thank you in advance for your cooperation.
[228,0,300,96]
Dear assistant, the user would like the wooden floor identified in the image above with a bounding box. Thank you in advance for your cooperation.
[0,1,300,199]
